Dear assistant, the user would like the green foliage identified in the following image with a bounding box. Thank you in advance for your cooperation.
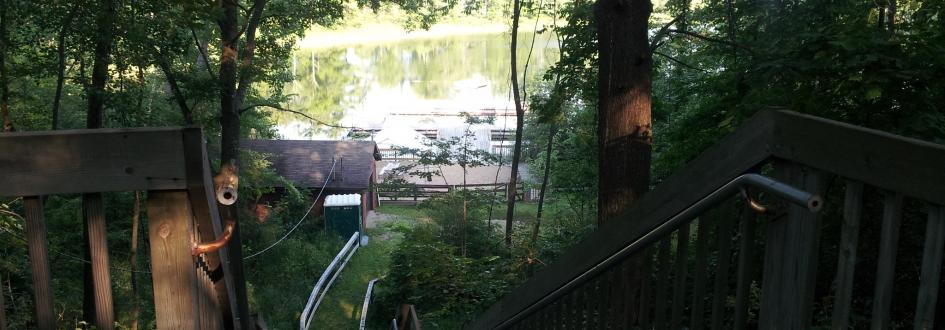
[393,113,498,182]
[649,0,945,180]
[374,221,514,327]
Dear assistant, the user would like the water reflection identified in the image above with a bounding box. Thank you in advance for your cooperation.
[280,31,559,139]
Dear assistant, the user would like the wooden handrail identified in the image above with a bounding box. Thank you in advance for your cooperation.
[469,109,945,329]
[0,127,247,329]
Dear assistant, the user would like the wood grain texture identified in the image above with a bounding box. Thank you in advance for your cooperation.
[769,110,945,205]
[915,206,945,330]
[653,239,672,329]
[637,249,652,328]
[467,110,945,329]
[83,193,114,330]
[23,197,55,329]
[870,193,904,330]
[831,181,864,329]
[466,111,776,329]
[196,261,223,330]
[0,128,190,197]
[671,224,690,329]
[182,128,242,328]
[733,207,757,330]
[147,190,200,330]
[690,218,710,330]
[758,163,826,329]
[0,273,6,330]
[710,202,734,330]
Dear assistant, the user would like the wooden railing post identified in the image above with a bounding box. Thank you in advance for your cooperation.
[690,217,710,330]
[83,193,115,330]
[23,197,55,329]
[733,206,757,330]
[830,181,864,329]
[758,163,826,329]
[0,273,6,330]
[670,224,690,329]
[147,190,201,329]
[871,192,904,329]
[915,205,945,329]
[710,201,735,330]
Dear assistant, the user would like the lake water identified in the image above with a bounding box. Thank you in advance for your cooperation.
[277,31,560,144]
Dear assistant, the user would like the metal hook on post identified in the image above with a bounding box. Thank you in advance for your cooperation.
[741,187,769,214]
[192,219,236,256]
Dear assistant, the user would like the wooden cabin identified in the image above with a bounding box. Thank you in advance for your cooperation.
[241,140,381,221]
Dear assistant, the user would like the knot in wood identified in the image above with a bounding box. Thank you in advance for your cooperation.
[158,223,171,239]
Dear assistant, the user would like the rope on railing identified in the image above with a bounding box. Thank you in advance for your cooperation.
[360,278,380,330]
[300,231,360,329]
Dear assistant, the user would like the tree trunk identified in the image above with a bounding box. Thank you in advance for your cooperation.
[595,0,653,225]
[505,0,524,248]
[595,0,653,326]
[52,4,78,130]
[52,31,67,130]
[155,51,194,125]
[532,124,556,243]
[87,0,114,129]
[218,0,240,167]
[886,0,896,32]
[129,191,141,330]
[217,1,254,328]
[83,1,116,327]
[0,0,12,133]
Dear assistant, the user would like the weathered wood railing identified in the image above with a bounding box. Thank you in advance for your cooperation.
[0,128,247,329]
[469,110,945,329]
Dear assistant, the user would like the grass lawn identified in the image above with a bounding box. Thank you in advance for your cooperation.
[376,204,428,220]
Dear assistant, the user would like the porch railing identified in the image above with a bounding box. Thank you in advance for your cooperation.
[0,128,246,329]
[469,109,945,329]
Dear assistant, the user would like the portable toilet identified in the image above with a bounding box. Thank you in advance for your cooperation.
[324,193,362,238]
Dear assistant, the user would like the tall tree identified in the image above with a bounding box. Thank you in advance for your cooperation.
[51,5,77,130]
[595,0,653,225]
[594,0,653,326]
[505,0,525,247]
[216,1,267,328]
[82,1,117,328]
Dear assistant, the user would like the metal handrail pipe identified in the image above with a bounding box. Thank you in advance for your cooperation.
[300,232,360,329]
[490,173,821,329]
[311,243,360,317]
[360,278,380,330]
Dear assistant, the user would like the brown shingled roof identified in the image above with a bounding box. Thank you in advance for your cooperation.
[242,140,379,190]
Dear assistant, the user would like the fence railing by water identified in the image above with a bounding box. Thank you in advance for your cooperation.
[469,109,945,329]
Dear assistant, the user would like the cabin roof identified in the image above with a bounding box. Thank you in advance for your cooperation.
[242,140,380,190]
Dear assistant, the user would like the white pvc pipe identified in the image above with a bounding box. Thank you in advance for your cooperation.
[312,243,359,315]
[360,278,380,330]
[300,232,360,329]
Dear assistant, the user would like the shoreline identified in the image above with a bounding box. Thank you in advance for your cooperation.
[297,19,549,49]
